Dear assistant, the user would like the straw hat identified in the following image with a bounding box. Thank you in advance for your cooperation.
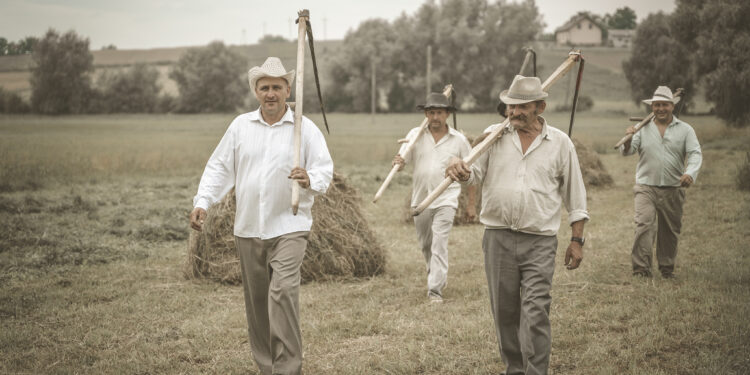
[416,92,456,111]
[642,86,681,105]
[247,57,295,89]
[499,75,548,105]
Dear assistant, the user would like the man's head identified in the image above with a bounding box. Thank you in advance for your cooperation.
[643,86,679,124]
[499,75,548,130]
[248,57,295,118]
[417,92,455,131]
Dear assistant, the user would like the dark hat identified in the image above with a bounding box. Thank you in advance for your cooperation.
[417,92,456,111]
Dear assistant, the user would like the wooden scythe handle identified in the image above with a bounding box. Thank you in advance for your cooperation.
[411,52,582,216]
[291,10,309,215]
[613,88,685,149]
[372,84,454,203]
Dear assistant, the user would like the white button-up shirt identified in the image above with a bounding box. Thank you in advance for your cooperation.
[467,118,589,236]
[619,116,702,187]
[399,126,471,209]
[193,107,333,239]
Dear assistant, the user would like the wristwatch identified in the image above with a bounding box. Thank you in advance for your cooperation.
[570,237,585,246]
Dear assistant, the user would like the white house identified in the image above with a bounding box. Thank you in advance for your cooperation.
[608,29,636,48]
[555,14,603,46]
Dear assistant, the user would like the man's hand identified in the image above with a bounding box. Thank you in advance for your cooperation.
[564,241,583,270]
[625,125,637,136]
[190,207,207,231]
[679,174,693,188]
[289,167,310,188]
[392,155,405,171]
[445,157,471,182]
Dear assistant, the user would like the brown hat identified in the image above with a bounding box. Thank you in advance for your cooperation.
[416,92,456,111]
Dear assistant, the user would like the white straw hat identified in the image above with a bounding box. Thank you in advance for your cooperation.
[642,86,681,105]
[247,57,295,89]
[499,75,548,105]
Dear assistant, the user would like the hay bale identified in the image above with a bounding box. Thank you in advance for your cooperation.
[572,139,614,188]
[185,172,386,284]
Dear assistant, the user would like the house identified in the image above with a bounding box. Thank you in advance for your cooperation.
[608,29,635,48]
[555,14,603,46]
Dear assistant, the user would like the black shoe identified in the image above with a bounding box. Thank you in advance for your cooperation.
[633,271,652,278]
[661,272,675,279]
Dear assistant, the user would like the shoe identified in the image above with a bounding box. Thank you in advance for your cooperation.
[633,271,652,278]
[429,294,443,303]
[661,272,675,279]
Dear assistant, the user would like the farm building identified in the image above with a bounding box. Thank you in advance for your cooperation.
[608,29,635,48]
[555,14,604,46]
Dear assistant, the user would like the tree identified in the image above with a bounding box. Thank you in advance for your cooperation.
[258,35,290,44]
[0,38,7,55]
[97,63,161,113]
[328,0,543,112]
[672,0,750,127]
[622,13,694,109]
[30,29,95,114]
[606,7,637,29]
[169,41,247,113]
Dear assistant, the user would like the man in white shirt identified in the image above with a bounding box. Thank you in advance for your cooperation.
[189,57,333,375]
[446,75,589,375]
[393,92,471,303]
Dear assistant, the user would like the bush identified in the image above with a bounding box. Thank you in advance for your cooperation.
[737,152,750,191]
[169,41,247,113]
[555,95,594,112]
[0,86,31,113]
[97,63,161,113]
[30,29,95,114]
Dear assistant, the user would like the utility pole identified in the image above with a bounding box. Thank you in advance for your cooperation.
[371,59,377,123]
[426,45,432,98]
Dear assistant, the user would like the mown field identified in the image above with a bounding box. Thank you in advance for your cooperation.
[1,108,749,374]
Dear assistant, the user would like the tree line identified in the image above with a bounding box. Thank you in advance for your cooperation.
[1,0,748,127]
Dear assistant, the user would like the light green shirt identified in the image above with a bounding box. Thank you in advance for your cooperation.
[620,116,702,187]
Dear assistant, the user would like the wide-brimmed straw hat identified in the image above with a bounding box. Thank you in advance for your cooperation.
[247,57,295,89]
[499,75,548,105]
[642,86,681,105]
[416,92,456,111]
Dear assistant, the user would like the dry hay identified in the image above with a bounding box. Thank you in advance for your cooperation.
[185,172,386,284]
[572,139,614,188]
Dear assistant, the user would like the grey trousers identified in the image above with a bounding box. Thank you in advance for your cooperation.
[632,184,685,276]
[483,228,557,375]
[235,231,309,375]
[413,206,456,297]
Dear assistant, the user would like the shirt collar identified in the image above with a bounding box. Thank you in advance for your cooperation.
[248,105,295,126]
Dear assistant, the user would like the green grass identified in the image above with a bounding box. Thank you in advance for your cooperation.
[1,111,749,374]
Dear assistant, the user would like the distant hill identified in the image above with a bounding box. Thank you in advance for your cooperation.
[0,41,636,109]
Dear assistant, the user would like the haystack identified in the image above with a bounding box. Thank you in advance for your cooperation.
[573,139,613,188]
[186,172,386,284]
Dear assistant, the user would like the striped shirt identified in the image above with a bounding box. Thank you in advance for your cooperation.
[193,106,333,239]
[620,116,702,186]
[399,126,471,209]
[467,118,589,236]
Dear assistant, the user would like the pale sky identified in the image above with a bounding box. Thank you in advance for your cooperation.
[1,0,675,50]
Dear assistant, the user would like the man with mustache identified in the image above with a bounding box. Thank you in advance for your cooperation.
[620,86,702,279]
[446,75,589,375]
[189,57,333,375]
[393,92,471,303]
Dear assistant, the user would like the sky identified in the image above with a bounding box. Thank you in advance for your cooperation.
[1,0,676,50]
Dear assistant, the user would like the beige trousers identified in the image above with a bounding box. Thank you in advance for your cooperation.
[413,206,456,297]
[632,184,685,276]
[483,228,557,375]
[235,231,308,375]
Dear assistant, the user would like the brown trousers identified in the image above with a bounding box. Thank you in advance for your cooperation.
[632,184,686,276]
[235,231,309,375]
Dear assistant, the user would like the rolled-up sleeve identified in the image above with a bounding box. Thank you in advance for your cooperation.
[562,140,590,225]
[619,130,640,156]
[193,122,237,210]
[684,127,702,181]
[303,123,334,196]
